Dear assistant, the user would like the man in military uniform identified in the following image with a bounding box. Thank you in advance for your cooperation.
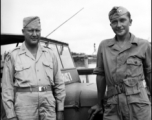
[2,16,66,120]
[89,6,151,120]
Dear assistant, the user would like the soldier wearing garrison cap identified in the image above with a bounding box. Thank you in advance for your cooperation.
[2,16,66,120]
[89,6,151,120]
[109,6,129,21]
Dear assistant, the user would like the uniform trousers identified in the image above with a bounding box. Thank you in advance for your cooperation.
[14,91,56,120]
[103,93,151,120]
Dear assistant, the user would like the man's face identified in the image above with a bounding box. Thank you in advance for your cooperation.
[110,14,132,37]
[22,26,41,46]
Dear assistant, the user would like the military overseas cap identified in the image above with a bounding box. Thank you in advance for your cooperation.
[109,6,129,21]
[23,16,41,28]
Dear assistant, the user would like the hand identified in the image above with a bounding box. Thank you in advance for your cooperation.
[56,111,64,120]
[8,117,18,120]
[88,104,103,120]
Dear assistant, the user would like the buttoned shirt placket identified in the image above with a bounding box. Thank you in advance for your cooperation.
[111,41,132,119]
[35,45,44,86]
[108,38,132,84]
[25,46,39,87]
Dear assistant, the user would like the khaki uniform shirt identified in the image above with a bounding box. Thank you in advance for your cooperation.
[2,42,66,118]
[94,33,151,104]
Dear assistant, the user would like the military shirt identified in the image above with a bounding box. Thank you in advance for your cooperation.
[2,42,66,118]
[94,33,151,104]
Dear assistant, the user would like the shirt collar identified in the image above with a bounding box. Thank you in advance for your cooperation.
[19,41,47,55]
[107,33,138,47]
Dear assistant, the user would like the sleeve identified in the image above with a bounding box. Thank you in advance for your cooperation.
[143,42,151,95]
[93,42,106,104]
[52,53,66,111]
[2,53,16,119]
[93,42,105,75]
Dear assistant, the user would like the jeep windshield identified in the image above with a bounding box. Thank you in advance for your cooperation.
[40,40,75,69]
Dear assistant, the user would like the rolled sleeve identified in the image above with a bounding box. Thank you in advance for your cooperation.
[2,54,16,119]
[143,42,151,94]
[143,43,151,73]
[52,54,66,111]
[93,42,105,75]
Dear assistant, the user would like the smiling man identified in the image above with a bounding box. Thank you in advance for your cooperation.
[2,16,66,120]
[89,6,151,120]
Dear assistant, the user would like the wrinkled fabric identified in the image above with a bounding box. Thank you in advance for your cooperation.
[104,94,151,120]
[2,42,66,119]
[94,33,151,120]
[15,91,56,120]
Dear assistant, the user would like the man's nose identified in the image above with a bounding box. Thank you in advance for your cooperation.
[32,30,37,36]
[117,21,122,27]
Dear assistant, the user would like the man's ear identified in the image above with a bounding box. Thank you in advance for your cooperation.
[129,19,132,26]
[22,29,24,34]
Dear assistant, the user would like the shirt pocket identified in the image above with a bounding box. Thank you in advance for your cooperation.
[123,78,141,95]
[15,64,31,80]
[123,78,150,104]
[126,57,143,77]
[42,61,54,85]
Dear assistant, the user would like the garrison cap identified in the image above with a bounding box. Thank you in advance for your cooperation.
[23,16,41,28]
[109,6,128,21]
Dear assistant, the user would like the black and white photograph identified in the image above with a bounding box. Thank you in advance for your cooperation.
[1,0,151,120]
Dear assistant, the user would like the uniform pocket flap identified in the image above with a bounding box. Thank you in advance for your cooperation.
[42,61,54,85]
[123,78,138,87]
[15,64,31,71]
[42,61,53,69]
[127,58,141,66]
[123,78,141,95]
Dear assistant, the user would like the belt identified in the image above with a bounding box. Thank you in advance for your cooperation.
[107,84,125,98]
[16,85,52,92]
[107,80,144,98]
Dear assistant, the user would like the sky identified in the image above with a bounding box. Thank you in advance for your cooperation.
[1,0,151,54]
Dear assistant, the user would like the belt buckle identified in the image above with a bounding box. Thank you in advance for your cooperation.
[115,84,124,94]
[39,86,47,92]
[115,85,121,94]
